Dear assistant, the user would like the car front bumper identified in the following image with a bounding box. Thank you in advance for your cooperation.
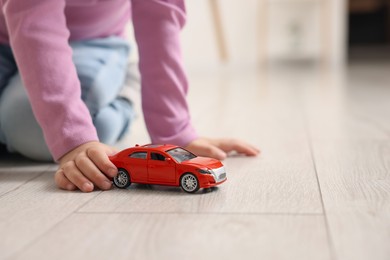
[199,165,227,188]
[201,177,227,188]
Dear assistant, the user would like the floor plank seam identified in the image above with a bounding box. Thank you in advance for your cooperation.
[351,109,390,139]
[301,102,338,260]
[73,191,104,213]
[8,214,76,260]
[8,190,103,259]
[73,211,325,216]
[0,167,50,198]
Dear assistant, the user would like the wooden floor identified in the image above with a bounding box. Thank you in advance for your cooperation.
[1,61,390,260]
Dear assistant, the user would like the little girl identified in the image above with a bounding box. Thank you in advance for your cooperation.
[0,0,259,192]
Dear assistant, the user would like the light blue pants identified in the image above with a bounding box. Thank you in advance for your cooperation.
[0,37,134,161]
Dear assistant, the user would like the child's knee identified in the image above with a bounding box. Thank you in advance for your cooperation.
[73,46,129,114]
[81,75,116,113]
[93,98,134,144]
[0,83,52,161]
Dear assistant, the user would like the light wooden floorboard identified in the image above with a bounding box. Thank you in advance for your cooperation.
[1,62,390,260]
[0,169,44,197]
[311,140,390,260]
[303,63,390,260]
[14,213,331,260]
[0,171,99,259]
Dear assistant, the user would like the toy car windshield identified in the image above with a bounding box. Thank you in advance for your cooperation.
[166,147,197,163]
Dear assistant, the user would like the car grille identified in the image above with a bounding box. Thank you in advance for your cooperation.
[211,166,227,182]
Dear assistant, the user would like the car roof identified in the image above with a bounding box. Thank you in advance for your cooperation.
[141,144,178,152]
[120,144,179,155]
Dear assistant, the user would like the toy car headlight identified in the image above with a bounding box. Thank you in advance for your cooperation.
[197,168,212,174]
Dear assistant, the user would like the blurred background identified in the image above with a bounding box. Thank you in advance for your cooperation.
[174,0,390,69]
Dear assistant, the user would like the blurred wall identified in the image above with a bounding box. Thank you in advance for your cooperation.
[181,0,347,69]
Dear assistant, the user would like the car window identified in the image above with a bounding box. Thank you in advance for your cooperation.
[151,152,166,161]
[129,151,147,159]
[166,148,196,163]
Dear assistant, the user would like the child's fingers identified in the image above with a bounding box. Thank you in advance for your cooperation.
[105,146,120,155]
[62,161,94,192]
[195,144,227,160]
[75,155,112,190]
[206,145,227,160]
[218,139,260,156]
[54,170,76,191]
[229,141,260,156]
[86,147,118,178]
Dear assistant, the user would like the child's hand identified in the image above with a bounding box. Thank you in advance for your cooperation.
[185,137,260,160]
[55,141,118,192]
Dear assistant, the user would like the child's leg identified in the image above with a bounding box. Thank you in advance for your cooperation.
[0,45,49,160]
[0,74,52,161]
[0,45,17,95]
[70,36,134,144]
[0,44,17,154]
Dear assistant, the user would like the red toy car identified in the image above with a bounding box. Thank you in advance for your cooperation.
[109,144,227,193]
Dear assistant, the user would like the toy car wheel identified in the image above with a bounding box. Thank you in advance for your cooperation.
[180,173,200,193]
[113,168,131,189]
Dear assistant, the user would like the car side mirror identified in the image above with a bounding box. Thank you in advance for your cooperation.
[165,157,172,162]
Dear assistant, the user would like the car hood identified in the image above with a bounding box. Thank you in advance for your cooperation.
[180,156,223,169]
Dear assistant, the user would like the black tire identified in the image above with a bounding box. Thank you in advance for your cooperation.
[180,173,200,193]
[113,168,131,189]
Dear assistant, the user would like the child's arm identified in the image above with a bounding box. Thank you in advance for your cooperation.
[132,0,259,159]
[132,0,197,147]
[3,0,116,192]
[2,0,99,160]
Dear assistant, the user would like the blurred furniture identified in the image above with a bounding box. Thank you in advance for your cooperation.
[209,0,228,62]
[349,0,383,12]
[202,0,346,66]
[258,0,345,65]
[349,0,390,45]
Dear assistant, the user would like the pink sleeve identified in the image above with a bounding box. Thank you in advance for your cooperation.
[2,0,98,160]
[131,0,198,147]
